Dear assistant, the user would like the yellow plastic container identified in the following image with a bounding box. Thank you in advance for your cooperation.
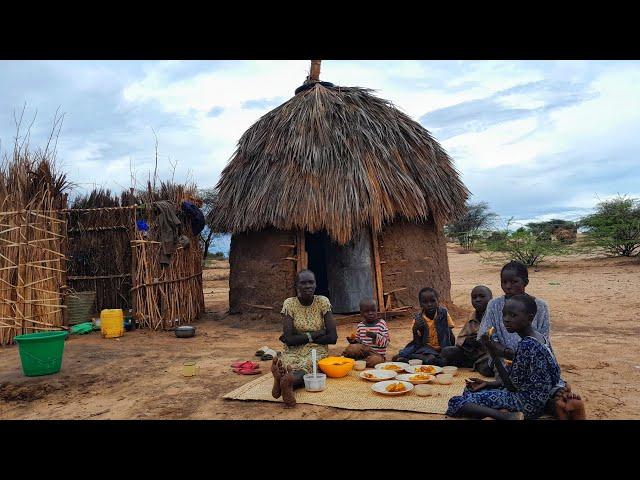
[100,309,124,338]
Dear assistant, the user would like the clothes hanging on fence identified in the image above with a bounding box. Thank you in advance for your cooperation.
[154,201,181,267]
[181,201,205,236]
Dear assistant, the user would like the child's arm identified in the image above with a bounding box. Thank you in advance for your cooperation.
[476,301,494,340]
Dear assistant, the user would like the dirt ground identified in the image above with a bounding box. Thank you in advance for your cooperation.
[1,250,638,420]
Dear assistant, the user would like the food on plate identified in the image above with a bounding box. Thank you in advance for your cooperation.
[415,365,437,374]
[382,364,402,371]
[363,372,376,379]
[410,374,432,381]
[385,382,407,393]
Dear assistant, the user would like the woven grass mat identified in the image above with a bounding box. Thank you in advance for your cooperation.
[223,369,486,415]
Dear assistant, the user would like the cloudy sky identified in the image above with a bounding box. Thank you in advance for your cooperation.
[1,60,639,234]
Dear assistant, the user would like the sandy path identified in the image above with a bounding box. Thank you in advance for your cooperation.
[1,250,638,419]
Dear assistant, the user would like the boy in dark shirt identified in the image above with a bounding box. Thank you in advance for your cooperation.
[441,285,494,376]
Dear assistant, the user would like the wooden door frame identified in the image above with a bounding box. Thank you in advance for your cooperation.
[370,227,385,313]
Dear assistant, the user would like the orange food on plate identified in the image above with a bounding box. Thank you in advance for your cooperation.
[410,374,431,381]
[385,382,407,392]
[363,372,376,379]
[416,366,437,374]
[383,364,401,371]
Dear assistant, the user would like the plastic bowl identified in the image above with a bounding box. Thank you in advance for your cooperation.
[303,373,327,392]
[435,373,454,385]
[318,356,355,378]
[408,359,423,366]
[441,366,458,376]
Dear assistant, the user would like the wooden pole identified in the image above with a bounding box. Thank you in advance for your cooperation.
[309,60,321,82]
[370,227,385,313]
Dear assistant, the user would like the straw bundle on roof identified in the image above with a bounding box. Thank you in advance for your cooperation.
[0,146,69,345]
[212,82,469,244]
[131,182,204,330]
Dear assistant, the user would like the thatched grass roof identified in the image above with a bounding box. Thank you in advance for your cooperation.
[212,82,469,244]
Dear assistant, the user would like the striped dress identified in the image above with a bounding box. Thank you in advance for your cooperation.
[355,319,390,356]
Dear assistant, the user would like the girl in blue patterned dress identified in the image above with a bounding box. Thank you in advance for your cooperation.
[446,294,561,420]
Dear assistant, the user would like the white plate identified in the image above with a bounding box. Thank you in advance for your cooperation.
[375,362,410,373]
[359,370,397,382]
[396,373,435,384]
[404,364,443,375]
[371,380,414,396]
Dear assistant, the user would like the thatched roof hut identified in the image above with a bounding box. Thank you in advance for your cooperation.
[213,63,469,315]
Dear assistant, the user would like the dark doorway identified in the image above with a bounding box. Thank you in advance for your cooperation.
[305,231,330,297]
[305,229,375,314]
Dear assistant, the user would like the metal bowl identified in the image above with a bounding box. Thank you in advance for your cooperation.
[174,325,196,338]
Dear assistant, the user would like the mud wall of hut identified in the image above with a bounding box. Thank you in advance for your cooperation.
[228,228,296,317]
[378,219,451,309]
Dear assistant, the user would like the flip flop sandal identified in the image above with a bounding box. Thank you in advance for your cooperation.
[231,361,260,370]
[233,368,262,375]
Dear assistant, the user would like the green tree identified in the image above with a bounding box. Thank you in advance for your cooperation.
[484,219,569,267]
[526,219,578,242]
[445,201,498,250]
[199,188,221,260]
[580,196,640,257]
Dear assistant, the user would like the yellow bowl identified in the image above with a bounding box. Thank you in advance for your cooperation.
[317,356,355,378]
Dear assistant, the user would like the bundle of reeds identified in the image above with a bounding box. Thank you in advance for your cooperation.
[0,143,69,345]
[131,182,204,330]
[66,189,136,312]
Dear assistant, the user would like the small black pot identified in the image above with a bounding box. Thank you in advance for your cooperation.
[174,326,196,338]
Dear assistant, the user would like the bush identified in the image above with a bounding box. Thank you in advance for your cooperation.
[484,226,569,267]
[580,196,640,257]
[526,219,578,244]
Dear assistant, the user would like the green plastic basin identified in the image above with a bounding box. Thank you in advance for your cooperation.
[14,331,68,377]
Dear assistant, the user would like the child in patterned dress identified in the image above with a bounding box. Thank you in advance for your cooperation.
[446,294,561,420]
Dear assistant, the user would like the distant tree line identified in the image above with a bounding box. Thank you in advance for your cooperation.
[445,196,640,266]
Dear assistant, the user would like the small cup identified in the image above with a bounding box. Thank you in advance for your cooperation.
[435,373,453,385]
[183,362,198,377]
[354,360,367,371]
[408,359,423,366]
[442,366,458,376]
[414,384,437,397]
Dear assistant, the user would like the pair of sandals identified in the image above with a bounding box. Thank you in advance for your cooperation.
[255,346,278,361]
[231,361,262,375]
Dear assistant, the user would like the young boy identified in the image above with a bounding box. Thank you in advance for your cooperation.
[392,287,455,366]
[342,299,389,367]
[441,285,494,376]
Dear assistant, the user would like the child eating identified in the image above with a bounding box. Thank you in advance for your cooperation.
[441,285,493,376]
[446,294,561,420]
[392,287,455,366]
[342,299,389,367]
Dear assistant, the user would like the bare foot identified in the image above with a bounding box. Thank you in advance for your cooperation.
[271,356,282,399]
[504,411,525,420]
[280,366,297,408]
[565,396,586,420]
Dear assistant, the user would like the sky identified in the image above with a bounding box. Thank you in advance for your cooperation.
[1,60,639,246]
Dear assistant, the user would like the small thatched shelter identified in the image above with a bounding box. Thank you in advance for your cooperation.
[213,62,469,315]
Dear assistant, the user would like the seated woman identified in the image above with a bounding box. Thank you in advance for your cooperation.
[446,294,561,420]
[271,269,337,408]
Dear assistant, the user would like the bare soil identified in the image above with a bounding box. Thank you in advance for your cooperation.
[1,250,638,420]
